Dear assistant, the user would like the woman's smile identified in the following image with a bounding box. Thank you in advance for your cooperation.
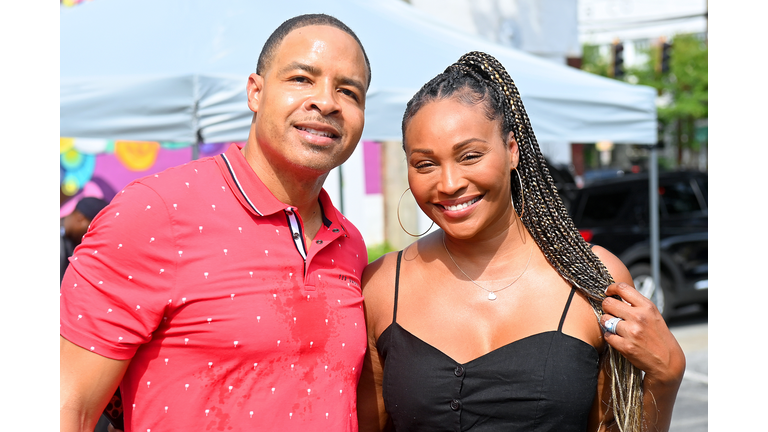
[436,195,484,215]
[404,97,517,239]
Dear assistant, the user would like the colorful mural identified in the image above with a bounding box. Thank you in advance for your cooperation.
[60,138,237,217]
[61,0,92,6]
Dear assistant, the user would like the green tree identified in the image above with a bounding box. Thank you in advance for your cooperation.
[581,44,611,78]
[582,34,708,167]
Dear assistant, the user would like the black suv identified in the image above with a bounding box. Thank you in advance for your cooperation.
[568,171,708,320]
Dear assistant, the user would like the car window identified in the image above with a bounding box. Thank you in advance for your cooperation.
[579,191,630,224]
[659,180,701,216]
[696,177,708,207]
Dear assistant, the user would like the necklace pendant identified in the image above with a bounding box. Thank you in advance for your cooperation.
[488,292,497,301]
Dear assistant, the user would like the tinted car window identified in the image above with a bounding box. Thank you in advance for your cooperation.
[580,191,629,224]
[696,177,708,207]
[660,181,701,216]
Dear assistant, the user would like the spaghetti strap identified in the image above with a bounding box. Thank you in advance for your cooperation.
[557,287,577,332]
[393,250,403,324]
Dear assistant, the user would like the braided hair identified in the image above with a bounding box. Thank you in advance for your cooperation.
[402,51,644,432]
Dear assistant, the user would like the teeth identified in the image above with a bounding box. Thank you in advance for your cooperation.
[446,196,480,211]
[297,126,335,138]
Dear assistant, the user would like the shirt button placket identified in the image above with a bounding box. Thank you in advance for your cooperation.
[451,364,464,430]
[450,399,461,411]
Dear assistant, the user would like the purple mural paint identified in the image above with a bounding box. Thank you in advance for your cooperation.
[363,141,382,195]
[199,142,231,158]
[61,143,247,217]
[92,146,194,201]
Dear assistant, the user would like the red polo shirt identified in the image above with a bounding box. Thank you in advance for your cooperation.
[60,143,368,432]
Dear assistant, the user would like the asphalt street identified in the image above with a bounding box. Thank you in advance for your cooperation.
[667,305,708,432]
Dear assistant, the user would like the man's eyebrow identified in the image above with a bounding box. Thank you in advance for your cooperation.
[278,62,367,95]
[278,61,320,77]
[339,76,367,96]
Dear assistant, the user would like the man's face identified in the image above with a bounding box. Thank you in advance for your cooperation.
[247,25,368,177]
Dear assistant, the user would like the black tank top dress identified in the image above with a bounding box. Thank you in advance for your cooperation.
[376,251,600,431]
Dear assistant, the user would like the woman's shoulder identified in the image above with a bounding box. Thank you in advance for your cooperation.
[361,249,403,335]
[362,234,437,294]
[363,250,400,293]
[589,244,633,286]
[361,237,436,336]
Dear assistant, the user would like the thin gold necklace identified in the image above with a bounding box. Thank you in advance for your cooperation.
[442,232,533,301]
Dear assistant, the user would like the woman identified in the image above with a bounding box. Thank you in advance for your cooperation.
[357,52,685,432]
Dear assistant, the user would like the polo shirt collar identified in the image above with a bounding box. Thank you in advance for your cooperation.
[216,143,340,231]
[317,188,340,230]
[216,143,290,217]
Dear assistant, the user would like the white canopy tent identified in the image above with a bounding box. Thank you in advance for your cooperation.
[61,0,657,145]
[61,0,660,251]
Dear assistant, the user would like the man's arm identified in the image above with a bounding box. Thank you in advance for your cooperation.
[60,336,131,432]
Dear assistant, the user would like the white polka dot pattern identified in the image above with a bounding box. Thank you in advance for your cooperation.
[60,144,367,430]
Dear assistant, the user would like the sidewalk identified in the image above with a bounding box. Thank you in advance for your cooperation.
[669,321,708,431]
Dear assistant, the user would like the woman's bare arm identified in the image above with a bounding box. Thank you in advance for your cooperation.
[588,247,685,432]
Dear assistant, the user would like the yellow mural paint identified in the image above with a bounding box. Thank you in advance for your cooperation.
[60,137,75,154]
[115,141,161,171]
[61,148,84,169]
[62,176,80,196]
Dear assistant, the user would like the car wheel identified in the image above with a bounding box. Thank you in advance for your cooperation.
[628,263,673,321]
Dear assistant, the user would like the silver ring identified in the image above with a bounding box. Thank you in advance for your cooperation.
[604,317,623,334]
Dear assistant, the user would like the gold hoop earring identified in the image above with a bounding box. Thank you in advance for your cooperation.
[397,188,435,237]
[511,167,525,218]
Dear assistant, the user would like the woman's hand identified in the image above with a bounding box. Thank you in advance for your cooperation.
[588,247,685,432]
[600,282,686,384]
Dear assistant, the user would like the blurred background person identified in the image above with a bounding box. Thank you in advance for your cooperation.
[60,197,109,282]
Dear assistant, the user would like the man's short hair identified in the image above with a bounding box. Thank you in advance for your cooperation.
[256,14,371,89]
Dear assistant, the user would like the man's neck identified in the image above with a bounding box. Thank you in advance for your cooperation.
[241,143,328,242]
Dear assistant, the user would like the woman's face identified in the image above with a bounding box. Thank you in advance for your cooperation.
[404,97,519,241]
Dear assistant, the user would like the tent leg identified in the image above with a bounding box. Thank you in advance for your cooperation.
[649,145,661,310]
[192,130,202,160]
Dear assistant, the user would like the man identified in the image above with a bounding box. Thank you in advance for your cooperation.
[60,196,109,282]
[60,14,371,431]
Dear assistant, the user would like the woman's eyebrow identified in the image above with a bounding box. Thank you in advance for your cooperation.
[408,138,488,156]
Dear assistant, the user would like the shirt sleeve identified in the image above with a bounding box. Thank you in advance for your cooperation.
[60,182,177,360]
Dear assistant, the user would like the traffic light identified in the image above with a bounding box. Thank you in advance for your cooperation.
[611,41,624,78]
[660,41,672,74]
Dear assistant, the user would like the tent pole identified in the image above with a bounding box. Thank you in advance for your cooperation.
[649,143,661,309]
[192,130,202,160]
